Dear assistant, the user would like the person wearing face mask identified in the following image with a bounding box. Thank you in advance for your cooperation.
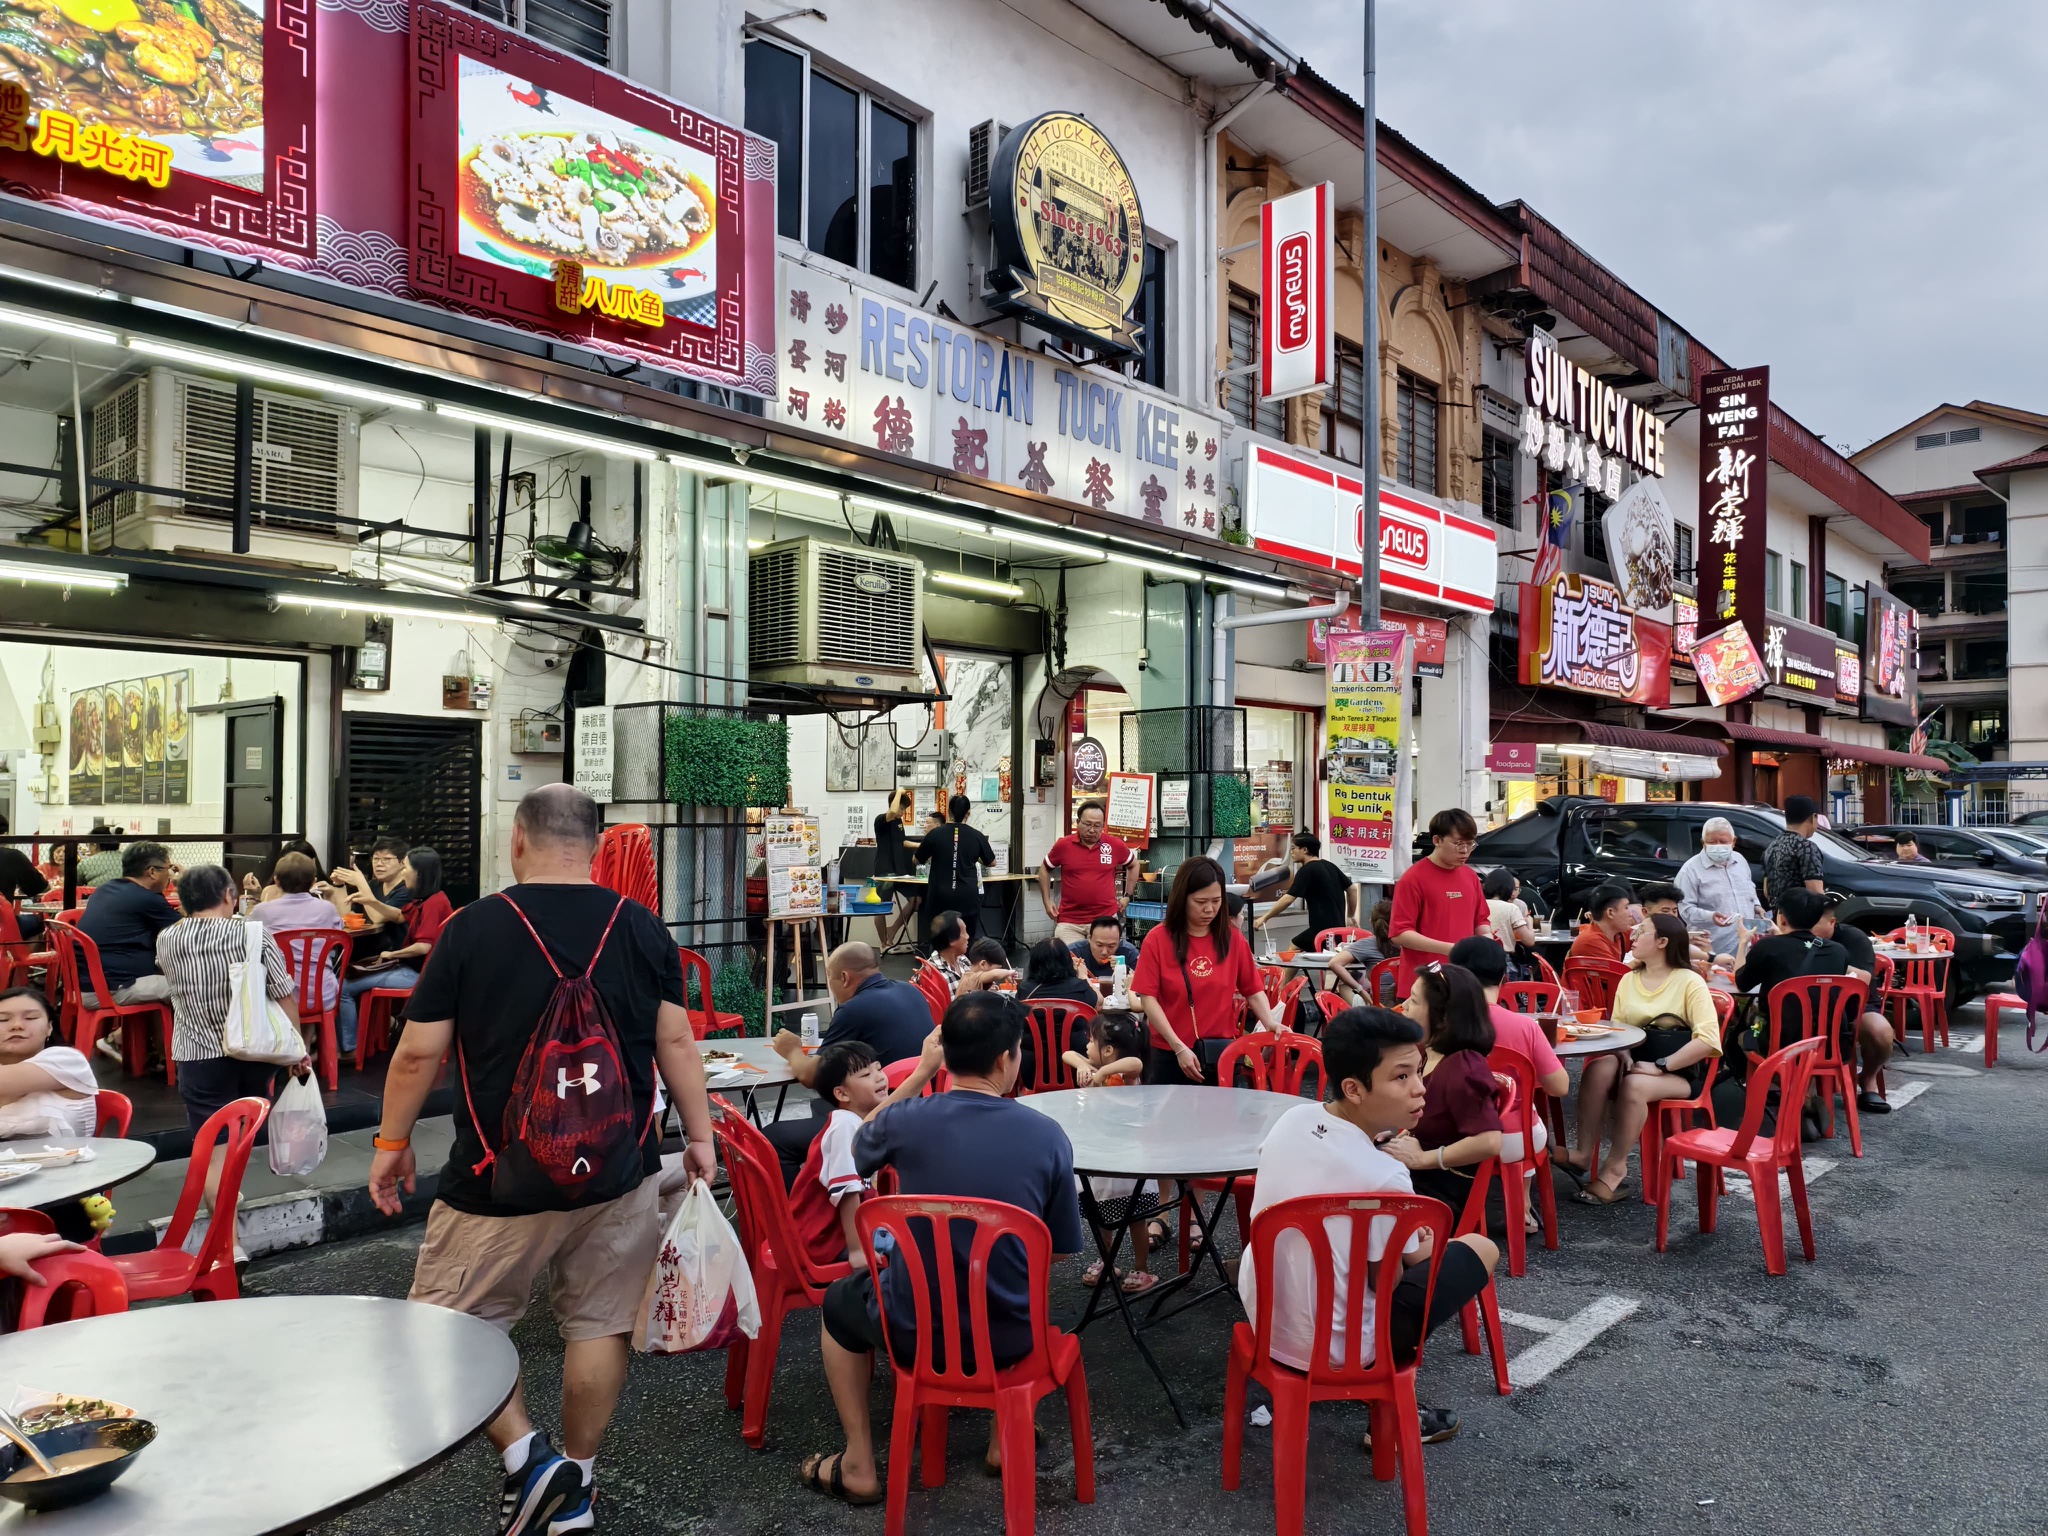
[1677,817,1765,959]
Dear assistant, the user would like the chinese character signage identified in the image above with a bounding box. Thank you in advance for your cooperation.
[988,114,1146,357]
[1690,620,1768,708]
[1599,476,1677,622]
[1834,645,1861,707]
[1259,182,1333,402]
[1325,627,1406,882]
[1697,365,1770,703]
[1520,330,1666,491]
[1674,591,1698,660]
[1762,621,1840,701]
[1863,581,1920,726]
[772,257,1227,534]
[0,0,314,256]
[1519,575,1672,707]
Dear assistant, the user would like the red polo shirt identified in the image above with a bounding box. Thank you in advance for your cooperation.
[1388,856,1488,999]
[1043,833,1134,925]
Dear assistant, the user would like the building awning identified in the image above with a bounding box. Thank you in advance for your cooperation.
[1580,721,1728,759]
[1699,720,1948,773]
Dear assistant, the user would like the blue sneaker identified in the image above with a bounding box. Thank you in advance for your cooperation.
[499,1435,581,1536]
[549,1476,593,1533]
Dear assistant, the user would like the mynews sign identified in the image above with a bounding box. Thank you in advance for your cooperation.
[1259,182,1333,403]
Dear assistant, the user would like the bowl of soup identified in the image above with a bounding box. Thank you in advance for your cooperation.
[0,1418,156,1510]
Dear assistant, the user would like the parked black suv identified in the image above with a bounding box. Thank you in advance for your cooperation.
[1471,798,2044,997]
[1840,824,2048,881]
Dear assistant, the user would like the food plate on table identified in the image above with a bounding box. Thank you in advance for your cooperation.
[1560,1023,1621,1040]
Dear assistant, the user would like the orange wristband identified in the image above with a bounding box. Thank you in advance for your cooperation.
[372,1134,410,1152]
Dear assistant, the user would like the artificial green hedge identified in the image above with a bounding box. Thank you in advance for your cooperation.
[713,956,763,1036]
[1210,772,1253,838]
[664,713,789,806]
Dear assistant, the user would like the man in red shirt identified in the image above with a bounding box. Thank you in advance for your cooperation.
[1388,807,1491,999]
[1567,882,1634,967]
[1037,800,1135,946]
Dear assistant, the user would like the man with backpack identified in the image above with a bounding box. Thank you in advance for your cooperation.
[369,783,716,1536]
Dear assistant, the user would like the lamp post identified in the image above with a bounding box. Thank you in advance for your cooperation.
[1359,0,1379,631]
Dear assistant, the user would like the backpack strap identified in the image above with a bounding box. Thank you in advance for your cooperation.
[496,890,628,978]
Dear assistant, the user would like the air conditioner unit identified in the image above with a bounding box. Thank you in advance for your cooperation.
[963,118,1014,211]
[749,537,924,690]
[87,367,360,570]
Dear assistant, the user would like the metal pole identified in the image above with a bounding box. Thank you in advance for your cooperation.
[471,426,492,585]
[1359,0,1380,630]
[231,379,255,556]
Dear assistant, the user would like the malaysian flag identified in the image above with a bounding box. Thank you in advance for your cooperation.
[1532,488,1576,586]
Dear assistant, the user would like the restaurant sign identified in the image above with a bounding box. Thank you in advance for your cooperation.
[1520,329,1667,492]
[772,258,1227,535]
[1761,619,1858,707]
[988,113,1146,357]
[1863,580,1919,726]
[1696,365,1771,704]
[1519,574,1672,707]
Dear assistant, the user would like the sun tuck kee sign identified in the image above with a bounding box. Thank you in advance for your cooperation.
[1259,182,1333,402]
[988,113,1146,357]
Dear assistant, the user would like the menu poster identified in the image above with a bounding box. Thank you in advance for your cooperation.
[768,865,823,918]
[1104,772,1155,847]
[1160,777,1191,831]
[1691,621,1769,709]
[1325,627,1407,882]
[763,813,821,870]
[143,676,167,805]
[102,686,126,805]
[66,689,100,805]
[162,671,190,805]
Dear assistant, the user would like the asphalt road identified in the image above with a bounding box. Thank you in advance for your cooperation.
[270,1001,2048,1535]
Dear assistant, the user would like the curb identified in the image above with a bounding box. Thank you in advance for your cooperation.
[116,1169,443,1260]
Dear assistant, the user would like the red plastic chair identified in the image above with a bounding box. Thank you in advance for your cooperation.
[275,928,351,1091]
[15,1249,129,1329]
[93,1090,134,1138]
[592,823,658,911]
[1500,980,1560,1016]
[1638,1053,1722,1208]
[1763,975,1869,1156]
[46,922,173,1086]
[1174,1032,1329,1273]
[1879,925,1954,952]
[1316,926,1371,954]
[679,945,743,1040]
[1021,999,1094,1094]
[1447,1083,1513,1397]
[914,963,953,1028]
[353,987,415,1072]
[1881,952,1950,1054]
[712,1102,853,1448]
[1488,1046,1556,1273]
[1533,952,1561,987]
[1655,1037,1822,1275]
[854,1194,1094,1536]
[1367,958,1399,1006]
[109,1097,269,1302]
[882,1058,948,1097]
[0,902,33,990]
[1561,958,1629,1017]
[1272,975,1308,1033]
[1983,990,2022,1067]
[1224,1192,1455,1536]
[0,1209,53,1237]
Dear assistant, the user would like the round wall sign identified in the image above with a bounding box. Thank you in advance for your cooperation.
[1069,734,1109,791]
[988,112,1146,356]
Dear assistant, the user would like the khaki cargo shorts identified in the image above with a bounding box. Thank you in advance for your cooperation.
[409,1179,661,1342]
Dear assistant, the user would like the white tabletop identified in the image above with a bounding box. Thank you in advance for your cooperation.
[1264,951,1332,970]
[0,1296,517,1534]
[702,1037,796,1092]
[1021,1085,1301,1179]
[0,1138,155,1209]
[1551,1024,1647,1060]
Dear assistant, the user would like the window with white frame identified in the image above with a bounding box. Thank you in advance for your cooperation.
[458,0,609,64]
[744,40,918,289]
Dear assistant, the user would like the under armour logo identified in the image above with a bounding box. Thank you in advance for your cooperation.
[557,1062,602,1098]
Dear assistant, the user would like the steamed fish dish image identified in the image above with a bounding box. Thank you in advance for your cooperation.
[464,129,713,269]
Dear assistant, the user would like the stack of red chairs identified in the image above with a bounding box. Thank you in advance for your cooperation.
[591,823,658,911]
[913,963,952,1028]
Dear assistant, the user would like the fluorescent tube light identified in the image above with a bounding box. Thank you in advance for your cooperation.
[375,557,471,593]
[928,570,1025,600]
[0,559,126,591]
[125,338,424,412]
[0,306,120,347]
[439,404,658,460]
[273,591,498,626]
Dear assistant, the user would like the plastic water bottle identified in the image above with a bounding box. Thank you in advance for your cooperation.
[1905,914,1920,952]
[1111,957,1129,1006]
[800,1011,820,1053]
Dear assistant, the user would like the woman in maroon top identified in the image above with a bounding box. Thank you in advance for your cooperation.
[1386,962,1502,1210]
[1133,857,1281,1084]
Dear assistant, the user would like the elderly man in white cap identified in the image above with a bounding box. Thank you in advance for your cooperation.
[1676,816,1766,959]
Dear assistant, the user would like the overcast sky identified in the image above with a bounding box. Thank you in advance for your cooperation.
[1227,0,2048,451]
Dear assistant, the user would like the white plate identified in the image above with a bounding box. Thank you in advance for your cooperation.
[0,1163,39,1184]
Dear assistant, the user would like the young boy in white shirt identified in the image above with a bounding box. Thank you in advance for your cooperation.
[789,1035,945,1270]
[1240,1004,1501,1447]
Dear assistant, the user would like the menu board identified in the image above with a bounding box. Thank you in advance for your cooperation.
[764,812,823,917]
[68,670,189,807]
[768,865,823,918]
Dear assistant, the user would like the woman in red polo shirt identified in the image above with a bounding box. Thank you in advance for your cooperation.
[1134,857,1281,1083]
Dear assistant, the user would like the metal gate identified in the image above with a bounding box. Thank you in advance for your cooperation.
[338,714,483,905]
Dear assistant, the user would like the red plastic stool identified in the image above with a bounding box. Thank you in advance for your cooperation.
[1983,992,2021,1067]
[354,987,415,1072]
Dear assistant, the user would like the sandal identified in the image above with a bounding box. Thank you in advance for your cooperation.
[1145,1218,1170,1244]
[1571,1178,1630,1206]
[1082,1262,1124,1288]
[1555,1159,1591,1192]
[1121,1269,1161,1294]
[799,1451,884,1507]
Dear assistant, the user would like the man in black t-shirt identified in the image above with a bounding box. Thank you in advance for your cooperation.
[0,814,47,940]
[1254,831,1357,948]
[1814,896,1901,1115]
[369,784,716,1536]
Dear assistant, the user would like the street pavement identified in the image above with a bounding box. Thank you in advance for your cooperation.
[274,1002,2048,1535]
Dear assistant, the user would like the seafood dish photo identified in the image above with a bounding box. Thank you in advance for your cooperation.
[0,0,266,182]
[457,61,717,302]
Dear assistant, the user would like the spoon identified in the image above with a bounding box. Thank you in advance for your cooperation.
[0,1405,56,1478]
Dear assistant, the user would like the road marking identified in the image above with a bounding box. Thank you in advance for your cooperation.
[1498,1308,1559,1334]
[1505,1294,1639,1389]
[1723,1156,1838,1200]
[1890,1059,1977,1077]
[1885,1080,1930,1111]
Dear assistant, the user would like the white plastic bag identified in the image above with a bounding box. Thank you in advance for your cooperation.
[223,921,306,1066]
[641,1180,760,1355]
[267,1070,328,1178]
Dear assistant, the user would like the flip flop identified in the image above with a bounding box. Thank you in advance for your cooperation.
[1571,1179,1630,1206]
[799,1452,884,1507]
[1555,1160,1591,1192]
[1121,1269,1162,1294]
[1082,1262,1124,1288]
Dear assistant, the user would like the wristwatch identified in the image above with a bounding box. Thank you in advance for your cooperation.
[1656,1057,1673,1073]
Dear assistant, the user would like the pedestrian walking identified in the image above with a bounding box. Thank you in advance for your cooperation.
[369,783,716,1536]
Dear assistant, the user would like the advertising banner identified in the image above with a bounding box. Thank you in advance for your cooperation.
[1259,182,1333,402]
[1309,607,1446,676]
[1697,365,1770,703]
[1863,581,1920,726]
[1518,575,1672,707]
[1762,620,1842,702]
[773,258,1227,535]
[1599,476,1677,623]
[1325,627,1406,882]
[1690,620,1769,708]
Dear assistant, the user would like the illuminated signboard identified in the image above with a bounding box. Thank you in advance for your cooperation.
[1519,575,1671,707]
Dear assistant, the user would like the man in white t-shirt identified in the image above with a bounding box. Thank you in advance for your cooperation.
[1239,1004,1500,1447]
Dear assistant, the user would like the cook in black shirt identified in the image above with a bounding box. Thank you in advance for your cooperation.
[1254,832,1356,947]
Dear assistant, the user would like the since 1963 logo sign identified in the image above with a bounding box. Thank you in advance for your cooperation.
[988,113,1147,357]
